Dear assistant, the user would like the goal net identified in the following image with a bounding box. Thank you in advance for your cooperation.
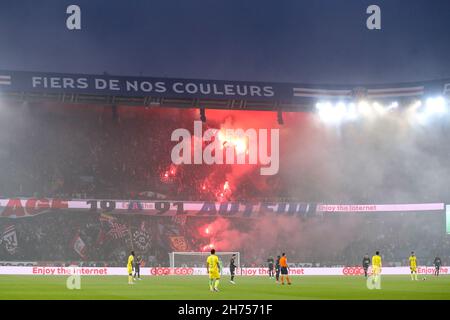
[169,252,240,272]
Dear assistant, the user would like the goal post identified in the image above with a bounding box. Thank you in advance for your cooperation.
[169,252,240,274]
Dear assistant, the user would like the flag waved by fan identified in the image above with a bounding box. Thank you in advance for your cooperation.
[2,225,18,254]
[132,221,151,252]
[71,230,86,259]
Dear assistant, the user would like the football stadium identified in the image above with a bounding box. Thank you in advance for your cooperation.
[1,1,450,303]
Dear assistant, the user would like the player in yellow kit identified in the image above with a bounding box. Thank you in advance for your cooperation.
[409,251,418,281]
[206,249,220,292]
[372,251,382,275]
[371,251,382,285]
[127,251,135,285]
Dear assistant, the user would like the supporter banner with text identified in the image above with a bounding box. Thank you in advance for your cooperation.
[0,198,315,218]
[1,70,449,102]
[0,198,444,219]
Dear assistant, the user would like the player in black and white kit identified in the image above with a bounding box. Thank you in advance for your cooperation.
[230,254,236,284]
[434,256,442,277]
[275,255,281,283]
[133,255,142,280]
[267,257,274,279]
[362,254,371,278]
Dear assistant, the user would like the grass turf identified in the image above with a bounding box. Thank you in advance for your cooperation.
[1,275,450,300]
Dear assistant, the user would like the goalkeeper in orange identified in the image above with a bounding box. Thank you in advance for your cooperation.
[206,249,221,292]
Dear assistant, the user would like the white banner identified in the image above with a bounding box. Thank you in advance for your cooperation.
[0,266,447,276]
[317,203,444,213]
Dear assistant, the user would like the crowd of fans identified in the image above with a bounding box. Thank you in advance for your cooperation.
[0,210,448,267]
[0,102,272,201]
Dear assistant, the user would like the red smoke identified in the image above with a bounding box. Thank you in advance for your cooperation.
[196,109,292,198]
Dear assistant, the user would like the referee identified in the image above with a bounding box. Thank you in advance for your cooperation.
[280,253,291,285]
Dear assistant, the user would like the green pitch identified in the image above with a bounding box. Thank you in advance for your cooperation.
[1,275,450,300]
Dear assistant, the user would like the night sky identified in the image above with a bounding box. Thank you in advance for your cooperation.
[1,0,449,85]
